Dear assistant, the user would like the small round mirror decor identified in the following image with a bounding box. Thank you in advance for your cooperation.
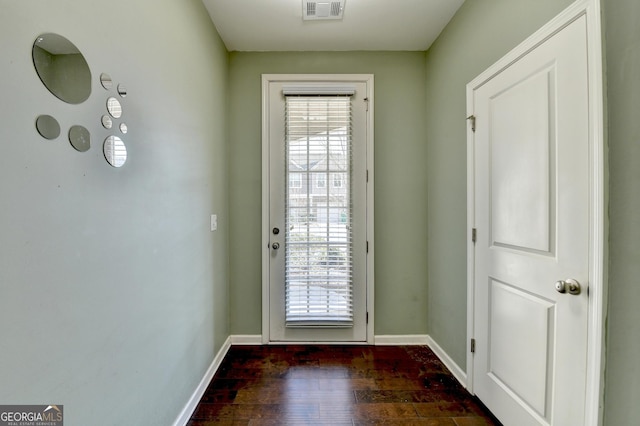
[106,97,122,118]
[100,73,113,90]
[101,115,113,129]
[103,135,127,167]
[119,123,128,134]
[32,33,91,104]
[117,84,127,97]
[68,125,91,152]
[35,115,61,140]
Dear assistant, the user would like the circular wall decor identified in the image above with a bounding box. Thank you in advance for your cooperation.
[35,115,61,140]
[32,33,91,104]
[68,125,91,152]
[104,135,127,167]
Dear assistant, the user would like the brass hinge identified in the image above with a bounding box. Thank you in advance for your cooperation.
[467,115,476,132]
[472,228,477,244]
[471,338,476,353]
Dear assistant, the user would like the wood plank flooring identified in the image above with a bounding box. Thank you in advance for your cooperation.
[188,345,500,425]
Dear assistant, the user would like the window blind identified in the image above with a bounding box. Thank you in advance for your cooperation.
[284,95,353,327]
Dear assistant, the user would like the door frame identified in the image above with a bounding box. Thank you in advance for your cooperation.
[261,74,375,344]
[465,0,605,424]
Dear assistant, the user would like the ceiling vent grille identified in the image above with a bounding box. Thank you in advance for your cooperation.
[303,1,345,20]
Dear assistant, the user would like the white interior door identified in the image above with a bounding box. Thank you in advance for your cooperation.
[263,77,371,342]
[469,16,590,425]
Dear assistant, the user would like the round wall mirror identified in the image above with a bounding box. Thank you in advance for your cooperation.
[101,115,113,129]
[106,97,122,118]
[32,33,91,104]
[69,125,91,152]
[35,115,61,140]
[117,84,127,97]
[119,123,128,134]
[104,135,127,167]
[100,73,113,90]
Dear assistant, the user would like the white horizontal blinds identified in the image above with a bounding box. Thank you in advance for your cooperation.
[285,94,353,327]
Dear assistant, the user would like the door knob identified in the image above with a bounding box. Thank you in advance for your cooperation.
[554,278,581,295]
[272,242,280,250]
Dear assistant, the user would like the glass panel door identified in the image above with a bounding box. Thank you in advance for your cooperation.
[266,78,370,342]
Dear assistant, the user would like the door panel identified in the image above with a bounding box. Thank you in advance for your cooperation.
[489,280,555,416]
[490,68,554,254]
[472,16,589,426]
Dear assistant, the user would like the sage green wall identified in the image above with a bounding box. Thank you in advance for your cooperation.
[602,0,640,422]
[424,0,574,368]
[0,1,229,425]
[228,52,428,335]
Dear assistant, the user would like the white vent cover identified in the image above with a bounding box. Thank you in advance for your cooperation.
[303,1,345,20]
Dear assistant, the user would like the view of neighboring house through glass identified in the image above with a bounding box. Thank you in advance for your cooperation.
[285,95,353,326]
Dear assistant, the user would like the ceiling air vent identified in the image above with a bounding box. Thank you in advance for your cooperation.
[303,1,345,20]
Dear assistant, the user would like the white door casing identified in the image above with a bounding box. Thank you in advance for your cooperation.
[466,1,604,425]
[262,75,375,343]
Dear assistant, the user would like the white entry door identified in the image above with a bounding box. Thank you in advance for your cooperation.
[469,15,591,426]
[263,76,373,342]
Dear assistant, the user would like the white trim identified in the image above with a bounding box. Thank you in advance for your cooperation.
[172,336,232,426]
[583,1,606,424]
[230,335,263,345]
[228,335,445,347]
[261,74,375,345]
[465,61,477,395]
[282,84,356,95]
[373,335,429,345]
[234,335,433,347]
[261,75,271,345]
[425,335,467,388]
[465,1,605,425]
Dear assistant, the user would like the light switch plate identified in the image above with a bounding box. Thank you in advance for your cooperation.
[210,214,217,231]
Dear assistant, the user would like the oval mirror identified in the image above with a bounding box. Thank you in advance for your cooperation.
[35,115,61,140]
[104,135,127,167]
[100,73,113,90]
[101,114,113,129]
[119,123,128,134]
[32,34,91,104]
[117,84,127,97]
[106,97,122,118]
[68,125,91,152]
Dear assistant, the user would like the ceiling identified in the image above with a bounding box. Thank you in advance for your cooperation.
[202,0,465,52]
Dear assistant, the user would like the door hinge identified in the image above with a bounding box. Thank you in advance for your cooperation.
[366,170,369,182]
[366,312,369,324]
[364,97,369,112]
[470,338,476,353]
[366,241,369,253]
[467,115,476,132]
[472,228,477,244]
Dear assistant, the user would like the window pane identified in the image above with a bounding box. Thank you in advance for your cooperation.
[285,96,353,326]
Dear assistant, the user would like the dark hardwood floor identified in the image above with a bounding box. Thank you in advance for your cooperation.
[188,345,500,425]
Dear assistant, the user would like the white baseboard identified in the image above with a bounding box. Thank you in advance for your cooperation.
[230,335,263,345]
[425,335,467,388]
[374,334,429,345]
[172,336,232,426]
